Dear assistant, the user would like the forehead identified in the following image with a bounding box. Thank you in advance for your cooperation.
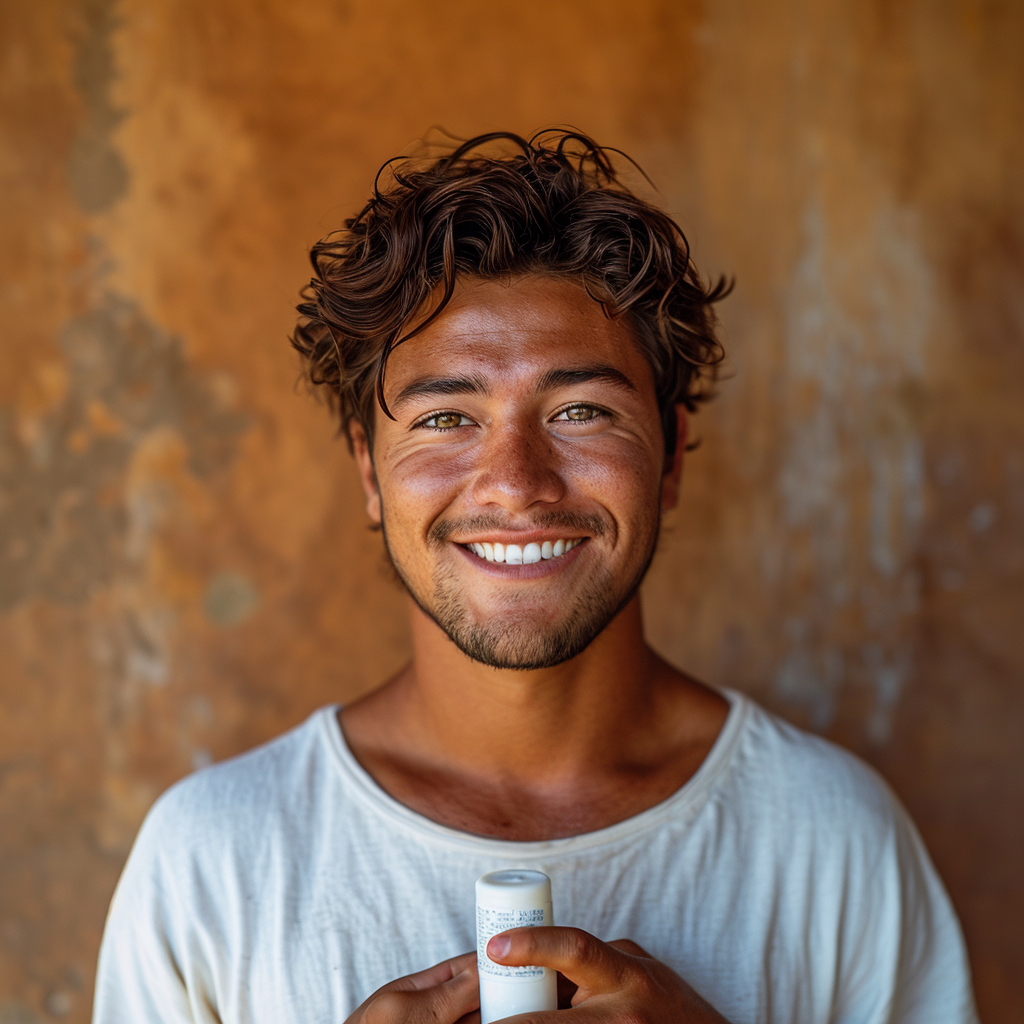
[384,275,653,391]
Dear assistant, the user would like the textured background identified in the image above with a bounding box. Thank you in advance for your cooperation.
[1,1,1022,1021]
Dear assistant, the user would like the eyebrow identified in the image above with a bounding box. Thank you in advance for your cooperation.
[536,365,638,394]
[392,374,490,408]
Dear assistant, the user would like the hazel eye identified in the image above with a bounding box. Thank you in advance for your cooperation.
[555,404,604,422]
[420,411,471,430]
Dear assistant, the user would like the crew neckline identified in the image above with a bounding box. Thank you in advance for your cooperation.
[318,687,749,858]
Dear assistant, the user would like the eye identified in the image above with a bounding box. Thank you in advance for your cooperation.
[553,404,607,423]
[417,411,473,431]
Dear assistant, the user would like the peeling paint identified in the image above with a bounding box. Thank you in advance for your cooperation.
[68,0,129,214]
[775,197,931,739]
[204,571,259,626]
[0,296,248,611]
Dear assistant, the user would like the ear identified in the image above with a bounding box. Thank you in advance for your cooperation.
[348,421,382,524]
[660,404,688,511]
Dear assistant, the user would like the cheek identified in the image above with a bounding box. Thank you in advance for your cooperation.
[379,448,475,528]
[395,447,475,495]
[560,441,662,511]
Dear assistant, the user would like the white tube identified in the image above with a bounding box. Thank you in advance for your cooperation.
[475,870,558,1023]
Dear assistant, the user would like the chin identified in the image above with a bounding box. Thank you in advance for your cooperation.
[432,593,622,670]
[448,622,601,671]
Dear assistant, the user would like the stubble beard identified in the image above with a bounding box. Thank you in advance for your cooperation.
[379,507,661,670]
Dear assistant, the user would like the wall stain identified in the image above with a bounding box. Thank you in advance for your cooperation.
[774,195,930,741]
[204,571,259,626]
[0,296,249,611]
[0,1005,42,1024]
[67,0,129,214]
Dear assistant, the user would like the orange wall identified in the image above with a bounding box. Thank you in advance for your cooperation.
[1,1,1021,1020]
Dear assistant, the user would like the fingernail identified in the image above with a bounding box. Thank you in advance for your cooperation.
[488,934,511,960]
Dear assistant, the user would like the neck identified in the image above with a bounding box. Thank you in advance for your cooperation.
[400,596,658,782]
[339,594,730,839]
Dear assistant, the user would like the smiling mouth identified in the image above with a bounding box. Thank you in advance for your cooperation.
[461,538,585,565]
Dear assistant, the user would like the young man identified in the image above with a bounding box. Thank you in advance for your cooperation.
[94,132,977,1023]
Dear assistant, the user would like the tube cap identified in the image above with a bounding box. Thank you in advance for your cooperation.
[476,869,552,909]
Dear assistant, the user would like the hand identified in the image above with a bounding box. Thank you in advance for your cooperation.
[486,928,732,1023]
[345,951,480,1024]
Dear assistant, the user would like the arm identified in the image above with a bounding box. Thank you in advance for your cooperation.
[839,798,979,1024]
[92,789,219,1024]
[92,870,203,1024]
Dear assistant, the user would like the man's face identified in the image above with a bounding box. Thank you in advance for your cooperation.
[352,275,683,669]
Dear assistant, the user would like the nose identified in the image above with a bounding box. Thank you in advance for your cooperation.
[470,418,565,512]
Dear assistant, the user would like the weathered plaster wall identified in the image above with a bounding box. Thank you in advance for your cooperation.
[1,1,1021,1020]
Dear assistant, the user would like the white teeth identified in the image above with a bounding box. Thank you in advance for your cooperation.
[467,538,584,563]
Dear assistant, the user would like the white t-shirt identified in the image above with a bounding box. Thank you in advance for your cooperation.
[93,691,978,1023]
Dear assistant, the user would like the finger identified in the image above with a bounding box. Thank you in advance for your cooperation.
[364,965,479,1023]
[607,938,653,959]
[432,968,480,1016]
[388,951,477,993]
[487,927,631,991]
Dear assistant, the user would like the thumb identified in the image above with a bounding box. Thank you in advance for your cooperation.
[487,927,631,991]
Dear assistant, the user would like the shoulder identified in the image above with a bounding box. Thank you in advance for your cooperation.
[131,705,337,869]
[719,693,907,856]
[95,709,346,1021]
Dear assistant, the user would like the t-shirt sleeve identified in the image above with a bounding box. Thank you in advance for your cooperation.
[92,788,221,1024]
[886,809,978,1024]
[835,786,979,1024]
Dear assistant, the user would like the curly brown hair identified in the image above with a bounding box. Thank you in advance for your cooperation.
[291,129,730,456]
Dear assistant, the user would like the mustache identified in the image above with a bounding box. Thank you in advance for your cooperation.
[429,509,609,546]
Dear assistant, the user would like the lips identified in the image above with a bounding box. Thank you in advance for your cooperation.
[463,538,584,564]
